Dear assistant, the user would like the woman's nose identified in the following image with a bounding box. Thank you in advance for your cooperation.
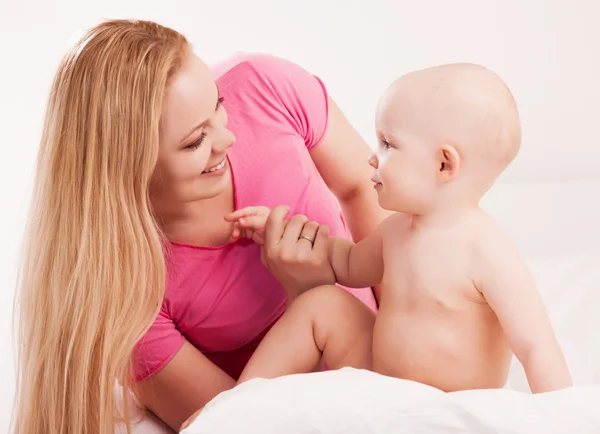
[214,127,235,152]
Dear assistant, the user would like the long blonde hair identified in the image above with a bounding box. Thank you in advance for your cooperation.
[13,19,188,434]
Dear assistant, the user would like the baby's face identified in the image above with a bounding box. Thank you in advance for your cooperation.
[370,64,520,215]
[370,87,439,214]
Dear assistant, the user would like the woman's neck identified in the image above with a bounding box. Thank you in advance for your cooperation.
[152,183,235,247]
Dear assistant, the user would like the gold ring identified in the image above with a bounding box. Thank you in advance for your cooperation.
[298,235,314,244]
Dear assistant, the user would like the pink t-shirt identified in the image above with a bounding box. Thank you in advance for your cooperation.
[133,53,377,382]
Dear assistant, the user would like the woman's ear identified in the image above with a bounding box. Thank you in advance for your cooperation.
[437,144,460,183]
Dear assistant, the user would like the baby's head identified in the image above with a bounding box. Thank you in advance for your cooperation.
[370,63,521,215]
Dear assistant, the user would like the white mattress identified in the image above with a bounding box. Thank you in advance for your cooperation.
[122,181,600,433]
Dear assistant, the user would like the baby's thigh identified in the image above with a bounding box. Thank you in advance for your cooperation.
[293,285,375,328]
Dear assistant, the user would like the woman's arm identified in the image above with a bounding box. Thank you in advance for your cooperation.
[238,55,388,241]
[309,97,393,242]
[133,340,235,432]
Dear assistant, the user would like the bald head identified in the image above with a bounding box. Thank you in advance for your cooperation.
[377,63,521,173]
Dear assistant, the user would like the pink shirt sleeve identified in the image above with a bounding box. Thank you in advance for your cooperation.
[245,54,330,149]
[132,303,185,382]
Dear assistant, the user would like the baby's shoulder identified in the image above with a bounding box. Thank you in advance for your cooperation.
[467,210,514,251]
[466,211,525,277]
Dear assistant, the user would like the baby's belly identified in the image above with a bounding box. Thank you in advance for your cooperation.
[372,307,512,392]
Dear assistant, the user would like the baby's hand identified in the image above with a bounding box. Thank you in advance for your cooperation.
[224,206,271,245]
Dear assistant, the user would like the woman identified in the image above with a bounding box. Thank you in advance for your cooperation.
[13,19,386,434]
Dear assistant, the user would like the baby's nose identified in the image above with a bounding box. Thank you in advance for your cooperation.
[368,153,378,168]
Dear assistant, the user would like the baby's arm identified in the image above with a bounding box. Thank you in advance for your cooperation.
[327,214,401,288]
[226,207,397,289]
[476,228,572,393]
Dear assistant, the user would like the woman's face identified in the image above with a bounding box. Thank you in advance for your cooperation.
[151,52,235,205]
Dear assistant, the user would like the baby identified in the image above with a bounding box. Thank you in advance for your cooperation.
[226,63,572,394]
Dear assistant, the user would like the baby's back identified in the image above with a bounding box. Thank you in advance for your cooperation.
[373,212,513,391]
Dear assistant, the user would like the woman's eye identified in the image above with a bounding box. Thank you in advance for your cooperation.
[186,133,206,150]
[183,97,223,151]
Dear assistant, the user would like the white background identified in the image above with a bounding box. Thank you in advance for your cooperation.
[1,1,599,432]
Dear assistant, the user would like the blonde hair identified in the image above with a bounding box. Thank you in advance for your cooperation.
[12,19,188,434]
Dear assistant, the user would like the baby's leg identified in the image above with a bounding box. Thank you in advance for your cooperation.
[238,285,375,383]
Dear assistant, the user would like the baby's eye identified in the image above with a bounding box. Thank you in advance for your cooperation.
[381,140,392,150]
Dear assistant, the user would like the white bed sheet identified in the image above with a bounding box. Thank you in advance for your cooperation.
[183,368,600,434]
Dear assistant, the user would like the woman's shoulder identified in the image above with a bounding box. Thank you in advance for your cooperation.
[211,52,302,81]
[211,52,325,103]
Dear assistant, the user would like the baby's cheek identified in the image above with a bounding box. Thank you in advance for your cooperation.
[377,150,390,166]
[381,160,405,187]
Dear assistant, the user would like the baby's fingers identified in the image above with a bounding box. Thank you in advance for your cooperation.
[224,206,270,222]
[238,215,268,231]
[228,222,242,243]
[250,229,266,246]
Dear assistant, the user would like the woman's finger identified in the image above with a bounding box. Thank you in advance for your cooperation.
[264,205,291,249]
[280,214,309,247]
[297,220,319,252]
[312,224,330,256]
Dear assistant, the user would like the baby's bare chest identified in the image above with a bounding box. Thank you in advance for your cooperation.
[382,231,483,308]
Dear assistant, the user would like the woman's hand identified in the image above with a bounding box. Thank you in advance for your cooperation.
[227,205,335,303]
[261,206,335,302]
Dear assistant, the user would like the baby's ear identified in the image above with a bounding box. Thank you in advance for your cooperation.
[437,144,460,183]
